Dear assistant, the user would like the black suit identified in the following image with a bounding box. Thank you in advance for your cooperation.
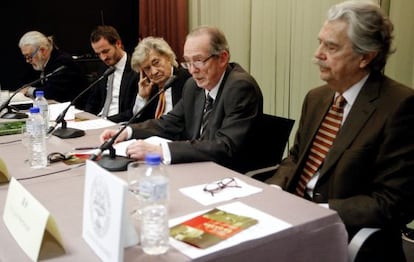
[84,55,139,123]
[31,48,88,109]
[267,72,414,261]
[133,67,191,123]
[130,63,263,172]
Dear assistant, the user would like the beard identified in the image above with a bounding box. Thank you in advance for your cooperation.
[32,56,46,71]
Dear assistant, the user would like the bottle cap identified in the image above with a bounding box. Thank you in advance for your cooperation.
[35,90,44,97]
[145,153,161,165]
[29,107,40,113]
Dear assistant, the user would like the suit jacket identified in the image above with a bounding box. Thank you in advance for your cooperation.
[132,67,191,123]
[130,63,263,172]
[84,55,139,123]
[267,72,414,261]
[32,48,88,109]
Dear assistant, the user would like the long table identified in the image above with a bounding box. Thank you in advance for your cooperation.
[0,121,348,261]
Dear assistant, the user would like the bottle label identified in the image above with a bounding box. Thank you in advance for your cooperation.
[28,121,44,136]
[138,177,168,202]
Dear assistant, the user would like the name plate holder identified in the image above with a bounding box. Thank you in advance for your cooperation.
[0,158,10,183]
[82,160,138,262]
[3,177,65,261]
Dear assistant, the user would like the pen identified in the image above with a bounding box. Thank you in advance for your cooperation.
[73,147,98,150]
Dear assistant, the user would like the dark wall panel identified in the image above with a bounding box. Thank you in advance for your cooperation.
[0,0,138,90]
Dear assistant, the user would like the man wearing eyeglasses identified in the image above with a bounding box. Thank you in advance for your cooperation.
[99,25,263,172]
[18,31,87,108]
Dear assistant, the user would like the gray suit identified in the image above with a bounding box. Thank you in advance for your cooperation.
[130,63,263,172]
[267,72,414,261]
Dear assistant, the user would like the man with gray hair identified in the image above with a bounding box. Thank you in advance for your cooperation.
[19,31,87,108]
[130,36,191,123]
[99,25,263,172]
[266,1,414,261]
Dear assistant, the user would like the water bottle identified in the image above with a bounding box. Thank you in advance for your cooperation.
[26,107,47,168]
[139,153,169,255]
[34,90,49,133]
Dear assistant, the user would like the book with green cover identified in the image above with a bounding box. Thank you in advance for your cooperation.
[170,208,258,249]
[0,120,25,136]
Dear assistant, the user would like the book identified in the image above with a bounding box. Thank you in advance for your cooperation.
[170,208,258,249]
[0,120,26,136]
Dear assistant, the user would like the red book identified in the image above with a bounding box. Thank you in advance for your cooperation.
[170,208,258,249]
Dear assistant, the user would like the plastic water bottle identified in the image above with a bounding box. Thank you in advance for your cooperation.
[139,153,169,255]
[34,90,49,133]
[26,107,47,168]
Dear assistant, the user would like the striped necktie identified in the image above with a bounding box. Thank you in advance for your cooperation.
[200,93,214,138]
[155,91,166,119]
[295,95,346,197]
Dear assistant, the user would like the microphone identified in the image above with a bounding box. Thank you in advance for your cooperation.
[48,66,115,139]
[90,75,178,171]
[0,65,66,119]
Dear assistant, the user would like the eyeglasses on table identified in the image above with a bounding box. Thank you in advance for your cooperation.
[203,177,241,196]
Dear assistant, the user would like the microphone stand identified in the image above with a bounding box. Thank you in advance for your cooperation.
[91,75,178,171]
[0,65,66,119]
[48,67,115,139]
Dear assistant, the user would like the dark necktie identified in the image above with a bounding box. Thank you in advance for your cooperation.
[101,74,114,118]
[295,95,346,197]
[40,71,45,85]
[200,93,214,137]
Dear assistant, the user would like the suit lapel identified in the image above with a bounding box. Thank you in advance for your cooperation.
[297,91,333,167]
[319,77,379,177]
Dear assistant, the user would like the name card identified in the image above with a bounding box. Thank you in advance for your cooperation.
[82,160,138,262]
[0,158,10,183]
[3,177,65,261]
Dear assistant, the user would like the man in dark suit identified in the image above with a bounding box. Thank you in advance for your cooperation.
[19,31,87,109]
[266,1,414,261]
[99,26,263,171]
[129,36,191,123]
[85,25,138,123]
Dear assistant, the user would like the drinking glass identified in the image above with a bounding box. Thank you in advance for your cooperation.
[127,161,146,220]
[21,126,30,163]
[0,89,9,104]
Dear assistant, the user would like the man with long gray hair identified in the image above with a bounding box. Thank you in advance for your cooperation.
[19,31,87,108]
[266,1,414,261]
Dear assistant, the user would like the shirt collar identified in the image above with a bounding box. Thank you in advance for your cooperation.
[337,73,369,106]
[204,71,226,100]
[114,51,127,71]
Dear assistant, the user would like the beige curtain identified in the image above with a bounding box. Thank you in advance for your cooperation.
[188,0,414,148]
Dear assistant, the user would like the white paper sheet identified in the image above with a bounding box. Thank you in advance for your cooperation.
[49,102,75,121]
[169,201,292,260]
[10,92,33,104]
[66,118,116,130]
[179,177,262,206]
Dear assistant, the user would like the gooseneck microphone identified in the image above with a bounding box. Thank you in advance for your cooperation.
[90,75,178,171]
[0,65,66,119]
[48,66,115,139]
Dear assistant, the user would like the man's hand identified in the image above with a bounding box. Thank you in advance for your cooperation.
[126,140,163,160]
[99,129,128,144]
[138,70,154,99]
[20,87,30,97]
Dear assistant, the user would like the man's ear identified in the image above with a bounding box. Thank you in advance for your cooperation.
[359,51,378,69]
[218,51,230,67]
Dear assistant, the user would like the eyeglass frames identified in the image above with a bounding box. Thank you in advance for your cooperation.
[23,47,40,61]
[181,54,216,70]
[203,177,241,196]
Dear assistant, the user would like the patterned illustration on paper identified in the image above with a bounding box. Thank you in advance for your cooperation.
[90,176,111,238]
[170,208,257,249]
